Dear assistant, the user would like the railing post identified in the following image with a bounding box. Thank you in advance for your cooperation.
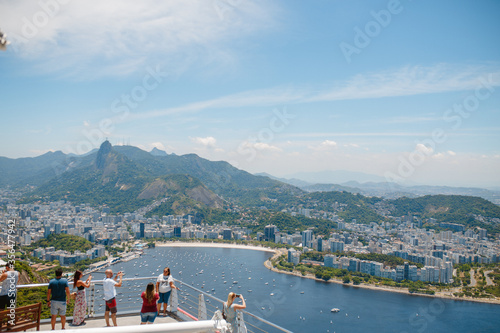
[198,293,207,320]
[86,283,95,318]
[170,287,178,314]
[89,283,95,318]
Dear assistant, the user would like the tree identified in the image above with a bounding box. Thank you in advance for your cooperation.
[343,276,351,284]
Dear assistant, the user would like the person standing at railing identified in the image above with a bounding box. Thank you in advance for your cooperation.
[156,267,179,317]
[0,262,19,310]
[71,270,92,326]
[140,282,159,324]
[103,269,123,327]
[47,268,71,331]
[223,292,246,333]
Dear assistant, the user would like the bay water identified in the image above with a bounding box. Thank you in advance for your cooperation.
[91,246,500,332]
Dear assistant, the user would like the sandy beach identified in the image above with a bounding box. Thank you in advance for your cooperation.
[155,240,277,253]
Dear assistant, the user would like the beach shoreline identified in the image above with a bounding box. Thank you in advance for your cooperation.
[155,240,277,253]
[263,251,500,305]
[153,241,500,305]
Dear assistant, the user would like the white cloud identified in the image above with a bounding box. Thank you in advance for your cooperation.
[321,140,337,148]
[311,140,337,151]
[0,0,278,78]
[415,143,434,155]
[447,150,456,156]
[253,142,282,152]
[129,63,500,121]
[151,142,166,151]
[432,153,445,159]
[191,136,217,148]
[311,64,500,103]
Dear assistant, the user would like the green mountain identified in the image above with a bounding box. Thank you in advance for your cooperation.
[388,194,500,233]
[303,191,386,224]
[18,141,294,213]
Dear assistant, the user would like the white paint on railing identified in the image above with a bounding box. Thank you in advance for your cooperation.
[171,287,178,313]
[198,293,207,320]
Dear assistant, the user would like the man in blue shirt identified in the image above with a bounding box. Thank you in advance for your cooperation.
[47,268,70,330]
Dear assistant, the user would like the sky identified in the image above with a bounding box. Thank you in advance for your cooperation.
[0,0,499,188]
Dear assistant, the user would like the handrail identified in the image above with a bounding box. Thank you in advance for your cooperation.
[16,276,292,333]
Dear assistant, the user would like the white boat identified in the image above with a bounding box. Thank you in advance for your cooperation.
[331,308,340,313]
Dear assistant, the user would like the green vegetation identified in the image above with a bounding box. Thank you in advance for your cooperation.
[300,251,424,269]
[389,195,500,234]
[354,253,424,269]
[24,234,93,254]
[304,191,386,224]
[73,256,107,272]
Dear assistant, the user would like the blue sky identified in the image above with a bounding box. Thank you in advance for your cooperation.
[0,0,499,188]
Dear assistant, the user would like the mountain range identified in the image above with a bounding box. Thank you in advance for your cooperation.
[9,141,298,213]
[2,142,500,234]
[257,173,500,205]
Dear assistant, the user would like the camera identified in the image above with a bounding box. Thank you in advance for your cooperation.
[236,294,241,298]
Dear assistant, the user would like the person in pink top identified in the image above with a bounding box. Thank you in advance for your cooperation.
[140,283,159,324]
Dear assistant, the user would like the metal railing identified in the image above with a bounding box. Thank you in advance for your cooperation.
[16,276,292,333]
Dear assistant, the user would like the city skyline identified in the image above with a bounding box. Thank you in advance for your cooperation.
[1,0,499,188]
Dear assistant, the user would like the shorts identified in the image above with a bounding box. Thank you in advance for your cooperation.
[0,294,15,310]
[105,298,117,314]
[140,311,157,323]
[50,300,67,316]
[158,291,171,304]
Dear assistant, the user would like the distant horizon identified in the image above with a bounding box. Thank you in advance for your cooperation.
[1,1,499,189]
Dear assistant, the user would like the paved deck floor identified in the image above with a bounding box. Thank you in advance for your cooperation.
[31,312,180,331]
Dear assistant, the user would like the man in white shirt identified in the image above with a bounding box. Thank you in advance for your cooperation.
[103,269,123,327]
[156,267,178,316]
